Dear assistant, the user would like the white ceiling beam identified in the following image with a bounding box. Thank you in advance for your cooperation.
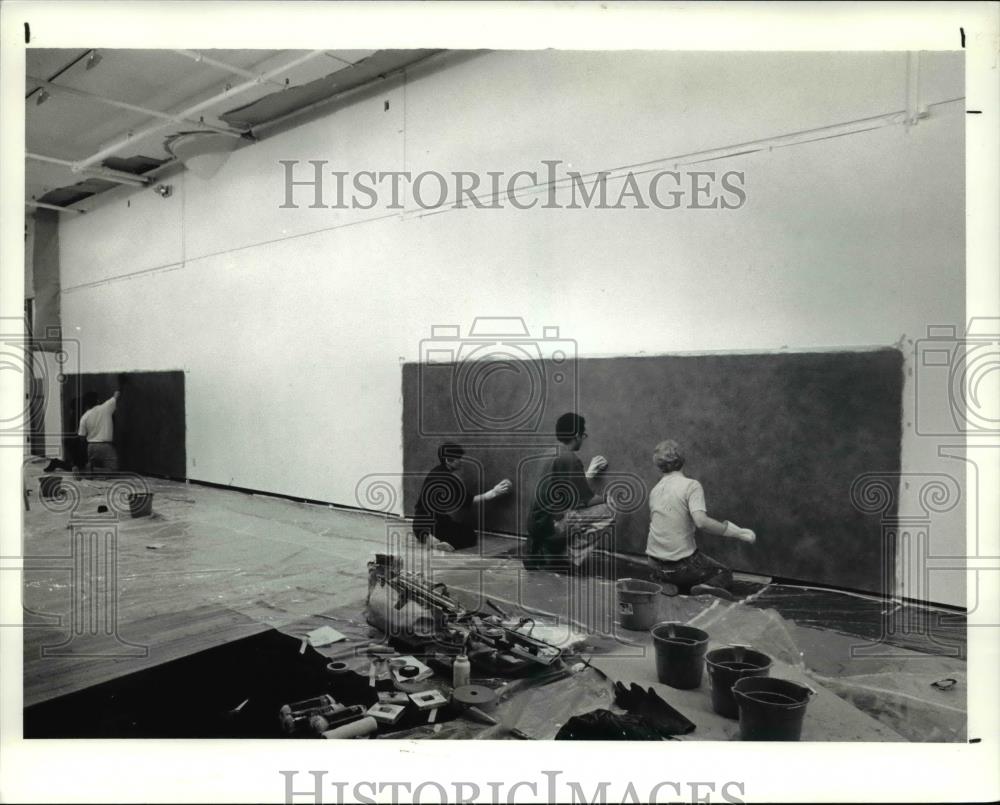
[73,50,325,172]
[173,50,288,90]
[26,200,86,214]
[26,75,247,138]
[27,152,152,187]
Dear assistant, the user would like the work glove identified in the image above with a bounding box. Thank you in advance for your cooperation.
[483,479,513,501]
[585,455,608,480]
[723,521,756,544]
[613,682,696,736]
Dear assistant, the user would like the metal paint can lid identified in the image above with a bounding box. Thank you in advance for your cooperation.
[453,684,498,710]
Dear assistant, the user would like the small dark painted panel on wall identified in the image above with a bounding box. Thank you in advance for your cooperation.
[63,371,186,480]
[402,349,903,594]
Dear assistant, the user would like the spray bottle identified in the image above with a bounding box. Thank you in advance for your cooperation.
[452,636,471,689]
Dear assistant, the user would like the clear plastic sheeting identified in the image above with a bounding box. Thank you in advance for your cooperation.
[808,671,967,743]
[742,583,966,660]
[681,596,968,742]
[687,600,806,669]
[472,666,617,740]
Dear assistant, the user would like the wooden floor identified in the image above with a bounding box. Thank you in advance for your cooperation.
[23,605,269,707]
[20,460,526,707]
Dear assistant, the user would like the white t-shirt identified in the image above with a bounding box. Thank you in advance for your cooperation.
[78,397,116,443]
[646,471,706,562]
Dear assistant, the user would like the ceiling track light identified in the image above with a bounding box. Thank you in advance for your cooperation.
[35,89,50,106]
[85,51,102,70]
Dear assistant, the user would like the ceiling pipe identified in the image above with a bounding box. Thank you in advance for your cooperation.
[27,75,247,138]
[27,152,152,187]
[27,200,86,214]
[173,50,288,90]
[73,50,325,172]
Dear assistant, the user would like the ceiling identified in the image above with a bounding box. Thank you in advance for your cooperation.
[25,48,440,211]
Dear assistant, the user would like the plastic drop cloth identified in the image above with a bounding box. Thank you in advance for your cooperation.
[464,665,617,740]
[808,671,967,742]
[687,599,806,668]
[682,597,967,742]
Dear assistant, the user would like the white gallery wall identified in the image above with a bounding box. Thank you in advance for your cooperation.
[57,50,966,605]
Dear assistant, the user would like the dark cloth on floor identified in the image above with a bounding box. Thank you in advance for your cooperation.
[647,549,732,593]
[523,452,593,570]
[554,709,665,741]
[412,463,476,549]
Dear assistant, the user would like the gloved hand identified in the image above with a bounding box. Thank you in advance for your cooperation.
[483,479,513,501]
[613,682,696,736]
[723,521,756,544]
[585,455,608,480]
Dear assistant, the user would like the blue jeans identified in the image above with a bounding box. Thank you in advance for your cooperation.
[87,442,118,472]
[647,550,732,593]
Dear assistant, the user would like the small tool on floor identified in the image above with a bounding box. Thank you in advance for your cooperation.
[279,694,344,734]
[409,689,448,724]
[323,716,378,739]
[453,684,499,726]
[307,705,366,735]
[225,698,250,719]
[366,703,406,725]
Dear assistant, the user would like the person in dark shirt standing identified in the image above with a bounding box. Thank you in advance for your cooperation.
[413,443,512,550]
[524,412,612,570]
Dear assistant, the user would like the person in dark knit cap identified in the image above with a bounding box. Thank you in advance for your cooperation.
[412,442,511,550]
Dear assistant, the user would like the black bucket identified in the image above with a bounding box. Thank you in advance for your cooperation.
[732,676,814,741]
[128,492,153,518]
[39,475,62,501]
[706,646,772,719]
[650,622,709,689]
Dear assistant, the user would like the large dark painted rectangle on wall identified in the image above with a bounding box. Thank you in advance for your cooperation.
[63,371,186,480]
[402,349,903,595]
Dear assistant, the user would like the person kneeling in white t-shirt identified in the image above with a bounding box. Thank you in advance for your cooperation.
[645,439,756,600]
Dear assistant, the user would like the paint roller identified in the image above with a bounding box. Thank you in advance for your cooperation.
[321,715,378,739]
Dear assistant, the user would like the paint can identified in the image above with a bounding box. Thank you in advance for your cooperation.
[706,646,772,719]
[128,492,153,518]
[615,578,663,631]
[650,622,709,689]
[732,676,814,741]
